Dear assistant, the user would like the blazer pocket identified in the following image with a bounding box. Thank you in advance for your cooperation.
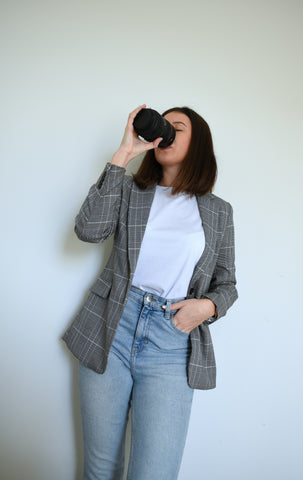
[90,277,112,298]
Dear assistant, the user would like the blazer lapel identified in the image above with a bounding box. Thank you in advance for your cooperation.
[190,193,216,285]
[127,183,156,274]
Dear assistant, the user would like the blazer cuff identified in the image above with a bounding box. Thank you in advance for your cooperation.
[96,162,126,190]
[203,293,225,324]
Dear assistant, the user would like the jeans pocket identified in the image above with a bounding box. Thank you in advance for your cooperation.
[169,313,190,336]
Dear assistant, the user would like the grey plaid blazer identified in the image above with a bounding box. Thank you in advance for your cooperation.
[62,162,238,390]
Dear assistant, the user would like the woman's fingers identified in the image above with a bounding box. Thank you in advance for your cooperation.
[170,301,186,311]
[153,137,163,148]
[127,104,146,127]
[145,137,163,150]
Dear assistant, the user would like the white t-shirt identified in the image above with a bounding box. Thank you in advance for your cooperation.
[132,185,205,298]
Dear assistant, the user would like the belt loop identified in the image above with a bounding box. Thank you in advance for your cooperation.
[164,299,171,319]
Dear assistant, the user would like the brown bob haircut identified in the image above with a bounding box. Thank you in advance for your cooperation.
[133,106,217,196]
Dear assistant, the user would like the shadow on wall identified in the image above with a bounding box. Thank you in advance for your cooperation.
[61,340,132,480]
[72,358,84,480]
[60,162,140,479]
[60,228,114,479]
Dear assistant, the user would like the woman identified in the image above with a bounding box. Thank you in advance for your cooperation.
[63,104,238,480]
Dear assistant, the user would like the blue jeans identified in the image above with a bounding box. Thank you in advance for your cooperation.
[78,286,194,480]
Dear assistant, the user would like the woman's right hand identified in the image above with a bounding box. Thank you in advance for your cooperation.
[111,105,163,168]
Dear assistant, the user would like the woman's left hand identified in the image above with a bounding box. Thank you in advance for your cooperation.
[169,298,216,333]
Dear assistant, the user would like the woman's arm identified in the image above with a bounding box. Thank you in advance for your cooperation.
[74,105,162,243]
[202,202,238,323]
[74,162,126,243]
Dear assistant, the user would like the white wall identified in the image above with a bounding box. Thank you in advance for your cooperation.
[1,1,302,479]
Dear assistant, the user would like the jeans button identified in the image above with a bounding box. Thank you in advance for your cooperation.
[146,295,152,302]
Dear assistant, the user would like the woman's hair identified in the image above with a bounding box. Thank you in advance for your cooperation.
[133,106,217,196]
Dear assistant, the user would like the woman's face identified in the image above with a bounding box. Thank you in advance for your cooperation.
[154,111,192,168]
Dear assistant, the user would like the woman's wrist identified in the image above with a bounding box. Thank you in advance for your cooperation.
[111,148,131,168]
[201,298,217,319]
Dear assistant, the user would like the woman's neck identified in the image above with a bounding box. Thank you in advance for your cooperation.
[158,166,180,187]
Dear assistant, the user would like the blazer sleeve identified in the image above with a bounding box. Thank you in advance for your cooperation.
[204,202,238,323]
[74,162,126,243]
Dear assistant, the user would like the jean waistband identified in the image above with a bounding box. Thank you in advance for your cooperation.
[129,285,185,319]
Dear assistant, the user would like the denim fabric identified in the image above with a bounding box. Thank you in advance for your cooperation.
[78,286,194,480]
